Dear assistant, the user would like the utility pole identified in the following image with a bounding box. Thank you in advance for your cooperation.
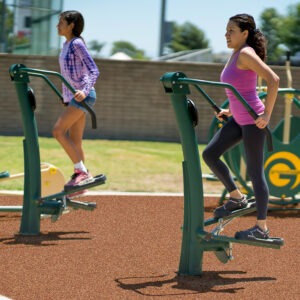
[159,0,166,57]
[0,0,6,52]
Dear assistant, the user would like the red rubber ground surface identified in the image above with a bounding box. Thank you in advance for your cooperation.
[0,195,299,299]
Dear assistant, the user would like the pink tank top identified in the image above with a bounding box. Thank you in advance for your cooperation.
[220,47,264,125]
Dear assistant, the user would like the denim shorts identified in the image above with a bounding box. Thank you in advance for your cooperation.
[69,89,96,113]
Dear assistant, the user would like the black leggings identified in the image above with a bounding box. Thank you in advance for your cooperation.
[202,118,269,220]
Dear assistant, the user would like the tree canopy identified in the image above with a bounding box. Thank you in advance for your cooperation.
[111,41,147,59]
[0,2,14,52]
[88,40,106,58]
[259,3,300,64]
[168,21,209,53]
[279,3,300,54]
[260,8,284,64]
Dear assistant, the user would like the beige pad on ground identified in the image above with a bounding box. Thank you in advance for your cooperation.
[0,162,65,197]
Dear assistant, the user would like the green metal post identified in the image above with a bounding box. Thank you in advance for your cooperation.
[9,64,41,235]
[161,72,204,275]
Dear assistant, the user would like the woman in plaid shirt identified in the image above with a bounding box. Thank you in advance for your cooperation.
[53,10,100,198]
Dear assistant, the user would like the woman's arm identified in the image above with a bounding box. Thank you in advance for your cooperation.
[238,47,280,128]
[72,39,100,98]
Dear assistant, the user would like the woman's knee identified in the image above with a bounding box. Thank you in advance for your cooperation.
[52,125,64,140]
[202,148,214,165]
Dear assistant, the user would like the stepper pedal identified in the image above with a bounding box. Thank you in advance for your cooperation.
[215,199,256,221]
[64,174,106,193]
[240,236,284,246]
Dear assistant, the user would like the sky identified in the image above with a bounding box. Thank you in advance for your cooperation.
[63,0,300,58]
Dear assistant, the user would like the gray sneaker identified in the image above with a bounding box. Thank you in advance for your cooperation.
[235,225,270,241]
[214,195,248,218]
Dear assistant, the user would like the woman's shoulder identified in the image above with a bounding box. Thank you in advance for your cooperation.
[239,46,256,57]
[237,45,262,70]
[70,37,85,48]
[238,46,260,64]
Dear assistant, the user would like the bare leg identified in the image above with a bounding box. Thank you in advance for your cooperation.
[257,220,267,231]
[69,112,86,163]
[52,106,86,164]
[229,189,244,199]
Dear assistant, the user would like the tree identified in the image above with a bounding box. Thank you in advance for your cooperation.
[259,8,284,64]
[280,3,300,55]
[88,40,105,58]
[168,21,209,53]
[111,41,147,59]
[0,2,14,52]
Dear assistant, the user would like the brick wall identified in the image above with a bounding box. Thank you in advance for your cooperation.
[1,54,299,143]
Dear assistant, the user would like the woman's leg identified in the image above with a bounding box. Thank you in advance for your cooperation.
[69,112,86,163]
[52,105,85,164]
[202,118,242,193]
[242,125,269,229]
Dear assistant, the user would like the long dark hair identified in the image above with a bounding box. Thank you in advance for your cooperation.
[229,13,267,61]
[60,10,84,39]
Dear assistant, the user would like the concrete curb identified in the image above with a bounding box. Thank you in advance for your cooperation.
[0,190,222,209]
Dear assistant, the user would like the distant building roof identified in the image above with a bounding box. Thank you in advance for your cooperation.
[154,48,213,63]
[109,52,133,60]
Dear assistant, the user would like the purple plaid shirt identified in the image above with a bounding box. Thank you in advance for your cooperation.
[59,37,100,103]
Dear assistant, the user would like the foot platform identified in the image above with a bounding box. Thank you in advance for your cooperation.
[40,174,106,203]
[235,236,284,247]
[198,229,284,249]
[37,174,106,221]
[64,174,106,193]
[211,234,284,263]
[204,198,256,227]
[200,197,283,264]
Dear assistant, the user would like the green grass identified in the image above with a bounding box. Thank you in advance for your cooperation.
[0,136,213,193]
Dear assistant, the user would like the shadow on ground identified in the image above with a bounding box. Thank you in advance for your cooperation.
[115,271,276,297]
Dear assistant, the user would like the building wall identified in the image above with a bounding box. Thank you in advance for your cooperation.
[1,54,299,143]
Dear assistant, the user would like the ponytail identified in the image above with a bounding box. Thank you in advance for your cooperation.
[247,28,267,61]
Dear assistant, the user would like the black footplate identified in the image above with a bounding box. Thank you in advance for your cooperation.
[64,174,106,193]
[217,198,257,219]
[235,236,284,246]
[205,199,256,227]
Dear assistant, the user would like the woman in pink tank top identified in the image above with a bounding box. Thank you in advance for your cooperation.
[202,14,279,241]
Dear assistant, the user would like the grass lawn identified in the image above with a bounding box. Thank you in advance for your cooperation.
[0,136,221,193]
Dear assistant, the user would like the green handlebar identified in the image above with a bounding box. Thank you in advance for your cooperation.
[178,77,273,151]
[18,67,97,129]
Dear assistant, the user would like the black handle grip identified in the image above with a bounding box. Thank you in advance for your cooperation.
[59,96,97,129]
[213,104,228,122]
[217,114,228,122]
[80,101,97,129]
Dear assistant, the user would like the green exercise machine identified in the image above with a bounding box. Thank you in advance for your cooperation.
[160,71,283,276]
[3,64,106,235]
